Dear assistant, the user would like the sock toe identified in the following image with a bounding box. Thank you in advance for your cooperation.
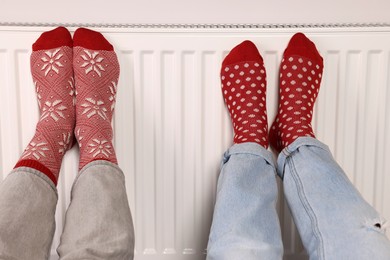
[32,26,72,51]
[283,32,323,64]
[73,27,114,51]
[222,40,263,67]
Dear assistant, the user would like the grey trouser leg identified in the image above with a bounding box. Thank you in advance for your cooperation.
[0,168,57,260]
[57,160,135,260]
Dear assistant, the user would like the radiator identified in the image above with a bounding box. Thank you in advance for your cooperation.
[0,24,389,260]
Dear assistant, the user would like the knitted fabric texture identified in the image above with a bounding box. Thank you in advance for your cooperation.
[269,33,323,152]
[221,40,269,148]
[15,27,74,185]
[73,28,119,170]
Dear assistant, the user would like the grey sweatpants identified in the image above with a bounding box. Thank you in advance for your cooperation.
[0,160,135,260]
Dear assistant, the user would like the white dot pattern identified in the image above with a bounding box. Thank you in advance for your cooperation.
[270,55,323,152]
[222,61,268,148]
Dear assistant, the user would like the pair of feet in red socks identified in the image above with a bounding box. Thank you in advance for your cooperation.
[14,27,119,185]
[15,30,320,184]
[221,33,323,152]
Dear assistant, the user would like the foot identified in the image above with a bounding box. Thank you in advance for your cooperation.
[73,28,119,170]
[269,33,323,152]
[221,40,268,148]
[15,27,75,185]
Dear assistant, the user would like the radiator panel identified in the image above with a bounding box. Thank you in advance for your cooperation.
[0,27,389,260]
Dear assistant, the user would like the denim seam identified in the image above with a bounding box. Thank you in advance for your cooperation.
[227,151,275,168]
[288,157,325,260]
[228,151,266,157]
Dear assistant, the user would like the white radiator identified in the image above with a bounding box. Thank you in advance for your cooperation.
[0,25,389,260]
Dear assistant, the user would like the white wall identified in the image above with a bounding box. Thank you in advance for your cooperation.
[1,0,390,25]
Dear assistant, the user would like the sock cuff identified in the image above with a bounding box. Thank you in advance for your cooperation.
[14,159,57,186]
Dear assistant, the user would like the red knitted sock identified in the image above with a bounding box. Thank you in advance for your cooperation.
[14,27,74,185]
[73,28,119,170]
[221,40,268,148]
[269,33,323,152]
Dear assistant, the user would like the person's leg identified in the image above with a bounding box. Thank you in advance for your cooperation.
[207,143,283,260]
[0,27,74,259]
[207,40,283,259]
[57,28,134,259]
[278,137,390,259]
[0,168,57,259]
[57,161,134,259]
[271,33,390,259]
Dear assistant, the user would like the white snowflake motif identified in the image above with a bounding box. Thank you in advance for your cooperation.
[58,132,71,154]
[75,128,84,147]
[34,81,42,108]
[40,99,67,122]
[22,141,49,160]
[40,49,64,76]
[68,77,76,105]
[80,50,105,77]
[81,97,107,119]
[108,81,117,111]
[88,139,112,158]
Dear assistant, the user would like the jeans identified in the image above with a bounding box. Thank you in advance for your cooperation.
[0,160,135,260]
[207,137,390,260]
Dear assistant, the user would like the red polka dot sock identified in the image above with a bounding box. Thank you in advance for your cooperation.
[14,27,75,186]
[269,32,324,153]
[73,28,119,170]
[221,40,268,148]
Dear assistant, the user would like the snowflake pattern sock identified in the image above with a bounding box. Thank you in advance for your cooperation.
[14,26,74,185]
[73,28,119,170]
[269,32,323,152]
[221,40,268,148]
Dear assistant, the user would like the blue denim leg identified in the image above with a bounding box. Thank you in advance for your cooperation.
[207,142,283,260]
[277,137,390,260]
